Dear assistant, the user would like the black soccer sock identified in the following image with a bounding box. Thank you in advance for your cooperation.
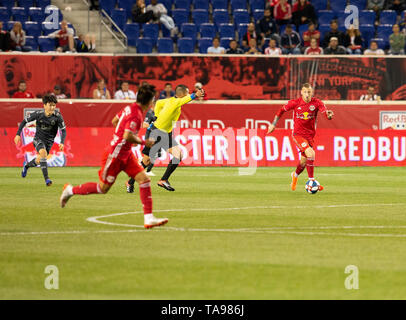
[39,158,49,180]
[128,178,135,186]
[146,163,154,172]
[161,158,180,181]
[25,158,38,168]
[140,160,147,169]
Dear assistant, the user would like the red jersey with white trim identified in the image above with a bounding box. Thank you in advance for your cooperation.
[108,103,143,159]
[282,97,327,139]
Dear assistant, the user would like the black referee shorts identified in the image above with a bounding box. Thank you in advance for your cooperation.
[33,138,53,154]
[142,126,178,159]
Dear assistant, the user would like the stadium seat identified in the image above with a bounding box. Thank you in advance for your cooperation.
[253,9,264,22]
[24,35,37,50]
[359,10,375,25]
[318,24,330,38]
[250,0,265,12]
[198,37,212,53]
[41,21,58,35]
[160,0,173,15]
[359,24,375,44]
[213,9,229,27]
[29,7,45,23]
[181,22,197,44]
[192,9,208,27]
[136,37,153,53]
[402,10,406,20]
[117,0,134,20]
[111,8,126,30]
[11,7,27,22]
[311,0,327,11]
[370,37,385,49]
[377,24,393,48]
[24,21,41,37]
[219,23,235,39]
[37,0,51,7]
[6,20,15,30]
[177,36,195,53]
[200,23,216,38]
[18,0,34,9]
[99,0,116,15]
[1,0,15,8]
[38,36,56,52]
[237,23,248,43]
[172,8,189,26]
[123,23,140,46]
[318,10,334,25]
[157,37,173,53]
[329,1,347,13]
[298,24,307,38]
[349,0,368,10]
[379,10,397,25]
[0,7,10,22]
[142,23,159,46]
[211,0,228,10]
[279,23,287,35]
[220,37,233,49]
[233,10,249,27]
[230,0,246,11]
[174,0,191,11]
[193,0,208,10]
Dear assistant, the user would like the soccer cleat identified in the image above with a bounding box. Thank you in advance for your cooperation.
[157,180,175,191]
[318,185,324,191]
[21,163,28,178]
[45,178,52,186]
[290,172,298,191]
[126,181,134,193]
[60,184,73,208]
[146,171,156,177]
[144,216,169,229]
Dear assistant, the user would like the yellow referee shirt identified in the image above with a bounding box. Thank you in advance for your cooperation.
[153,94,194,133]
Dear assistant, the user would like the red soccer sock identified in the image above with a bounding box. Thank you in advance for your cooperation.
[306,159,315,179]
[139,181,153,215]
[295,162,306,176]
[72,182,102,195]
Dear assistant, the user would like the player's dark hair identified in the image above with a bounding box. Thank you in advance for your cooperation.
[302,83,312,89]
[175,84,188,96]
[136,83,156,106]
[165,83,172,87]
[18,80,26,85]
[42,94,58,105]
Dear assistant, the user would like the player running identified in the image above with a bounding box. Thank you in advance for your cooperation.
[267,83,334,190]
[60,84,168,229]
[14,94,66,186]
[126,84,205,192]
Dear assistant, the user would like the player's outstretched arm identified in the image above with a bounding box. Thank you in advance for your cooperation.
[123,131,154,148]
[14,118,29,145]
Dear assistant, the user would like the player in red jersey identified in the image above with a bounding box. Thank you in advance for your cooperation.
[267,83,334,191]
[59,84,169,229]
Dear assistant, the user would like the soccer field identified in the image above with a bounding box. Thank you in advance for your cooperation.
[1,166,405,300]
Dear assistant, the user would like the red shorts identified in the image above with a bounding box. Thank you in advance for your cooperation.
[292,135,314,156]
[98,151,144,186]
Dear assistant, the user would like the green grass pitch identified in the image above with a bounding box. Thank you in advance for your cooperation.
[0,166,405,300]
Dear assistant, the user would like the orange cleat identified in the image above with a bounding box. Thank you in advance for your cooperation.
[318,185,324,191]
[144,216,169,229]
[291,172,298,191]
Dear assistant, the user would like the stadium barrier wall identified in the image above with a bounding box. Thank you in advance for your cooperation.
[1,53,406,100]
[1,100,405,167]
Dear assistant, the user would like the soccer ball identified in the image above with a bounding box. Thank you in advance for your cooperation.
[305,179,320,194]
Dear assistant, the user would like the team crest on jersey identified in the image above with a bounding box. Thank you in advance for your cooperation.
[301,142,307,147]
[51,120,55,126]
[130,121,136,130]
[309,105,315,111]
[107,176,115,183]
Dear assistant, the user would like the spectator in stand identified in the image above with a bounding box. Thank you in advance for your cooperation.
[324,37,347,54]
[52,85,67,99]
[322,20,345,48]
[387,0,405,15]
[400,14,406,32]
[93,79,111,99]
[302,21,320,49]
[360,86,381,101]
[114,81,137,100]
[264,38,282,55]
[389,24,405,54]
[48,20,75,52]
[226,39,244,54]
[194,82,208,101]
[76,34,96,53]
[281,24,301,54]
[146,0,178,37]
[367,0,385,14]
[243,22,263,49]
[304,38,323,55]
[364,40,385,54]
[292,0,317,29]
[274,0,292,25]
[256,8,280,44]
[344,25,363,54]
[207,37,225,54]
[132,0,154,23]
[89,0,99,11]
[9,22,30,52]
[12,80,34,98]
[159,83,175,99]
[0,21,11,51]
[244,38,262,54]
